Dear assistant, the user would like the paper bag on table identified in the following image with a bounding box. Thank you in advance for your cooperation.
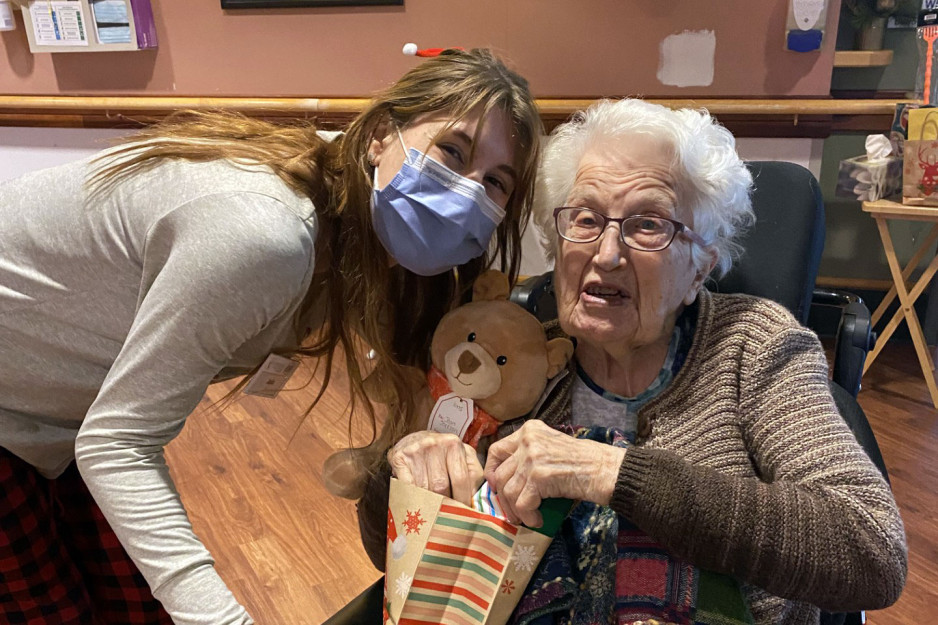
[903,107,938,206]
[383,477,571,625]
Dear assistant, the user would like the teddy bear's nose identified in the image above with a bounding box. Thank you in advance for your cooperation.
[457,349,481,374]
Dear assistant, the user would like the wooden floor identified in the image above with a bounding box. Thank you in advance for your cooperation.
[851,342,938,625]
[165,339,938,625]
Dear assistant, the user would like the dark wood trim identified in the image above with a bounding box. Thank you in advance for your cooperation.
[221,0,401,7]
[0,97,919,136]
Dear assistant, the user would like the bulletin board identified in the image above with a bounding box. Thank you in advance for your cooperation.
[0,0,841,100]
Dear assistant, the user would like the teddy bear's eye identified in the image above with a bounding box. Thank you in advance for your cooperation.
[497,355,508,366]
[467,332,476,342]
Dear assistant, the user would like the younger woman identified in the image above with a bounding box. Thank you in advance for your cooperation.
[0,48,542,624]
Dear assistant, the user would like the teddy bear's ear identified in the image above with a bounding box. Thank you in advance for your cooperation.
[545,337,575,378]
[472,269,511,302]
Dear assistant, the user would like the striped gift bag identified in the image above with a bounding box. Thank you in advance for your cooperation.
[384,478,565,625]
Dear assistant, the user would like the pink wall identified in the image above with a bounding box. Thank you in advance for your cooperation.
[0,0,840,98]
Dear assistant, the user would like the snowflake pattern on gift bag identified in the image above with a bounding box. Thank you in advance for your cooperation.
[395,572,413,599]
[403,509,425,535]
[512,544,538,572]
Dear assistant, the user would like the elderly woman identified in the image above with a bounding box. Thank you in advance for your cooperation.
[358,99,907,625]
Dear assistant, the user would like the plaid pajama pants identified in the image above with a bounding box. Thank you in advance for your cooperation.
[0,445,172,625]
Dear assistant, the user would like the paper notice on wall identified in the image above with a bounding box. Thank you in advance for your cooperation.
[90,0,131,44]
[28,0,89,46]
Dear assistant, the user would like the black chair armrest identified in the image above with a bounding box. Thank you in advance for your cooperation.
[321,577,384,625]
[811,289,874,397]
[844,611,867,625]
[510,272,557,322]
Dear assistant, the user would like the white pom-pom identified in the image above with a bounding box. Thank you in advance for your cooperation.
[391,535,407,559]
[402,42,418,56]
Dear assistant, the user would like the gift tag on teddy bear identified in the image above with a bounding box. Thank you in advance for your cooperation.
[427,393,474,439]
[243,353,299,398]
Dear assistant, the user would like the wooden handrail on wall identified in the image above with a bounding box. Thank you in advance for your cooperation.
[0,96,919,135]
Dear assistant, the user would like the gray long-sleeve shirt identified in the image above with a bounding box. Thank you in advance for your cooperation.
[0,150,319,624]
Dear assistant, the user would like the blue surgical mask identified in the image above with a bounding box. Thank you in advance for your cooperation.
[370,131,506,276]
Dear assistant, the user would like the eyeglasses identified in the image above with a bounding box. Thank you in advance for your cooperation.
[553,206,707,252]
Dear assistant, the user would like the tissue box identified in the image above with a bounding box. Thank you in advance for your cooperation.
[836,154,903,202]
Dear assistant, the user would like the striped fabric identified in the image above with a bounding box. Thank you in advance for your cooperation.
[398,503,518,625]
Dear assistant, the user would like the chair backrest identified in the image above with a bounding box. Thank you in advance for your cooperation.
[711,161,825,326]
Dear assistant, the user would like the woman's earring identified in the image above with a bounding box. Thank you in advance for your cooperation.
[367,152,377,166]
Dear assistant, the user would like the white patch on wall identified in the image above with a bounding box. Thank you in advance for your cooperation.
[657,30,716,88]
[735,137,823,179]
[0,127,133,181]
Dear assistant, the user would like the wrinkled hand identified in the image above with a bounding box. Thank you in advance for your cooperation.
[387,431,484,506]
[483,420,626,527]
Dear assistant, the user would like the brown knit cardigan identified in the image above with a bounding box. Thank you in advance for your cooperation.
[356,289,907,625]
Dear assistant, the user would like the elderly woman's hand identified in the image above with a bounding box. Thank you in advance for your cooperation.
[484,420,626,527]
[387,430,484,506]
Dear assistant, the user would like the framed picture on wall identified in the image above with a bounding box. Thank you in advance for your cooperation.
[222,0,402,7]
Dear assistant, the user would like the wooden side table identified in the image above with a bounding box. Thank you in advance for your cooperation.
[862,199,938,408]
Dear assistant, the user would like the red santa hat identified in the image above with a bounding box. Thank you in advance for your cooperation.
[402,42,464,57]
[386,508,408,559]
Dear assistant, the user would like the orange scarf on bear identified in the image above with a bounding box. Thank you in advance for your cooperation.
[427,366,500,449]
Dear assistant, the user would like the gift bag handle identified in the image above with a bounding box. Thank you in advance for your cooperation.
[918,109,938,140]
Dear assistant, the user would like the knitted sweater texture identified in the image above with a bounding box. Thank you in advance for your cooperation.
[534,290,907,624]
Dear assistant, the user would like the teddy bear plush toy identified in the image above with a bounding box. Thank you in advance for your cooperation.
[321,270,574,500]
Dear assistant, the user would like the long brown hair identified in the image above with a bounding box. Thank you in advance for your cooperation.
[89,48,543,448]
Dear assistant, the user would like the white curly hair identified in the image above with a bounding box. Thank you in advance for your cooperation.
[534,98,754,278]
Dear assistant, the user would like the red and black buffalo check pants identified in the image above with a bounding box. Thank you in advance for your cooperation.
[1,445,173,624]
